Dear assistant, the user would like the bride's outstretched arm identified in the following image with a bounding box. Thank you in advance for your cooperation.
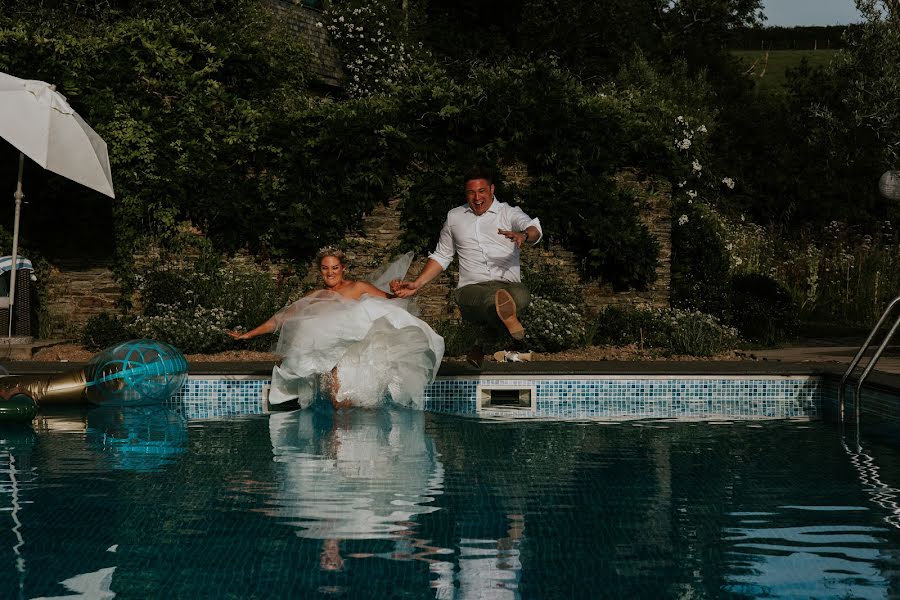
[228,317,277,341]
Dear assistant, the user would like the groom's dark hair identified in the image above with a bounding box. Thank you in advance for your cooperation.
[464,165,494,186]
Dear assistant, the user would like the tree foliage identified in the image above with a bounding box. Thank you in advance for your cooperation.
[417,0,764,81]
[703,0,900,233]
[391,59,660,290]
[0,0,313,278]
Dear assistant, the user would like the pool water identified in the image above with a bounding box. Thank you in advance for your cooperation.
[2,406,900,599]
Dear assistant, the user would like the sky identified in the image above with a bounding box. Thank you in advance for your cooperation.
[761,0,863,26]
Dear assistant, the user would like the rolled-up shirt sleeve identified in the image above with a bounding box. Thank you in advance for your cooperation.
[509,207,543,245]
[428,218,455,270]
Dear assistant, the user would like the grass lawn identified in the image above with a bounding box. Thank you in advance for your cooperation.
[732,49,839,91]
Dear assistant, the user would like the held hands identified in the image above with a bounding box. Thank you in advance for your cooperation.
[390,278,420,298]
[498,229,527,247]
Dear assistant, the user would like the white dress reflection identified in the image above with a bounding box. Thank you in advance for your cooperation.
[265,406,453,578]
[265,407,527,596]
[456,514,524,600]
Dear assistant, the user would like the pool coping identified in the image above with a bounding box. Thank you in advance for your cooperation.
[5,359,900,394]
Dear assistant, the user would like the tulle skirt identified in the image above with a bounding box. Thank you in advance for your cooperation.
[268,274,444,409]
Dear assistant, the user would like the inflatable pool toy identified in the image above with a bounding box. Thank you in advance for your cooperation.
[0,339,188,422]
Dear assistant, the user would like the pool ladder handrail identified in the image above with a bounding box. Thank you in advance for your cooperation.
[839,294,900,422]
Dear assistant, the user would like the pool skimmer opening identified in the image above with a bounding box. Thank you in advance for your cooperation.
[477,384,537,412]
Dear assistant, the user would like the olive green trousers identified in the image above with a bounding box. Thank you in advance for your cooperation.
[454,281,530,333]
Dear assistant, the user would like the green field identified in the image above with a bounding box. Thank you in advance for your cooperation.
[732,49,839,91]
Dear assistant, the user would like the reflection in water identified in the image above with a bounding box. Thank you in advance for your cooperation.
[265,407,463,591]
[724,510,890,599]
[266,407,444,540]
[32,566,117,600]
[843,436,900,529]
[457,513,524,600]
[1,427,35,600]
[11,409,900,598]
[85,406,186,472]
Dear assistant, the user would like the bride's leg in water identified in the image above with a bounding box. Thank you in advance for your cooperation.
[327,367,353,410]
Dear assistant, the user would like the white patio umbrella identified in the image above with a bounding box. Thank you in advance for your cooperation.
[0,71,114,337]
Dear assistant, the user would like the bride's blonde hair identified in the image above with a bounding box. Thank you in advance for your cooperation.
[316,246,347,266]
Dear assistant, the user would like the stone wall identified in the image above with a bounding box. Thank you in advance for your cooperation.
[43,265,122,337]
[262,0,343,88]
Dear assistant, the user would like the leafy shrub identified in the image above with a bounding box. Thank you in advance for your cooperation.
[592,306,739,357]
[666,309,740,357]
[131,304,237,355]
[393,58,660,291]
[591,305,670,347]
[521,262,582,306]
[324,1,416,97]
[80,313,134,351]
[132,254,297,354]
[728,273,799,345]
[434,319,505,356]
[670,200,731,318]
[521,296,586,352]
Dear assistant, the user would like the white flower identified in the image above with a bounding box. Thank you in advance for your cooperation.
[697,125,707,133]
[722,177,735,189]
[678,180,686,188]
[677,138,692,150]
[678,214,689,226]
[687,190,698,199]
[316,21,323,28]
[692,160,702,173]
[734,256,743,266]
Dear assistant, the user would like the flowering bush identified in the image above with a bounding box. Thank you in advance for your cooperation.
[521,296,586,353]
[86,253,300,354]
[671,200,731,317]
[131,303,237,355]
[592,306,739,357]
[322,2,415,97]
[666,309,741,357]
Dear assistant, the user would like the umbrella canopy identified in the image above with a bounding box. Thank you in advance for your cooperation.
[0,71,115,337]
[0,72,114,198]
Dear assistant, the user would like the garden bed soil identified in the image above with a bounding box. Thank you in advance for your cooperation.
[30,342,745,363]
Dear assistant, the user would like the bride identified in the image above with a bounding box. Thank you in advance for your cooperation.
[229,247,444,410]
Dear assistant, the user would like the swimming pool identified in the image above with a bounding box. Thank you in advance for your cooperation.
[3,399,900,598]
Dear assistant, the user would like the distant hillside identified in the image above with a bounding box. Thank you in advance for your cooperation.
[732,49,838,91]
[729,25,859,51]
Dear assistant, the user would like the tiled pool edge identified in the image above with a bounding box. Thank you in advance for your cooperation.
[171,374,825,421]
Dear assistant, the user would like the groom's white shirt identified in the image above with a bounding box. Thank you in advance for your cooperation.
[428,197,542,288]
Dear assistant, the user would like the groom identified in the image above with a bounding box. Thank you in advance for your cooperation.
[392,166,542,368]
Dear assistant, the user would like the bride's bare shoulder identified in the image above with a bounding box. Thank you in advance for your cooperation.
[347,280,389,300]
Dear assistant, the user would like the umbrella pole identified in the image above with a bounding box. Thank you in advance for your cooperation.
[8,152,24,338]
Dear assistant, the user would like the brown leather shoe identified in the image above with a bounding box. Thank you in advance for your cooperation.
[495,289,525,340]
[466,349,484,369]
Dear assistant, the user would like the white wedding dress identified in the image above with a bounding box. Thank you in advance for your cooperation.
[267,253,444,409]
